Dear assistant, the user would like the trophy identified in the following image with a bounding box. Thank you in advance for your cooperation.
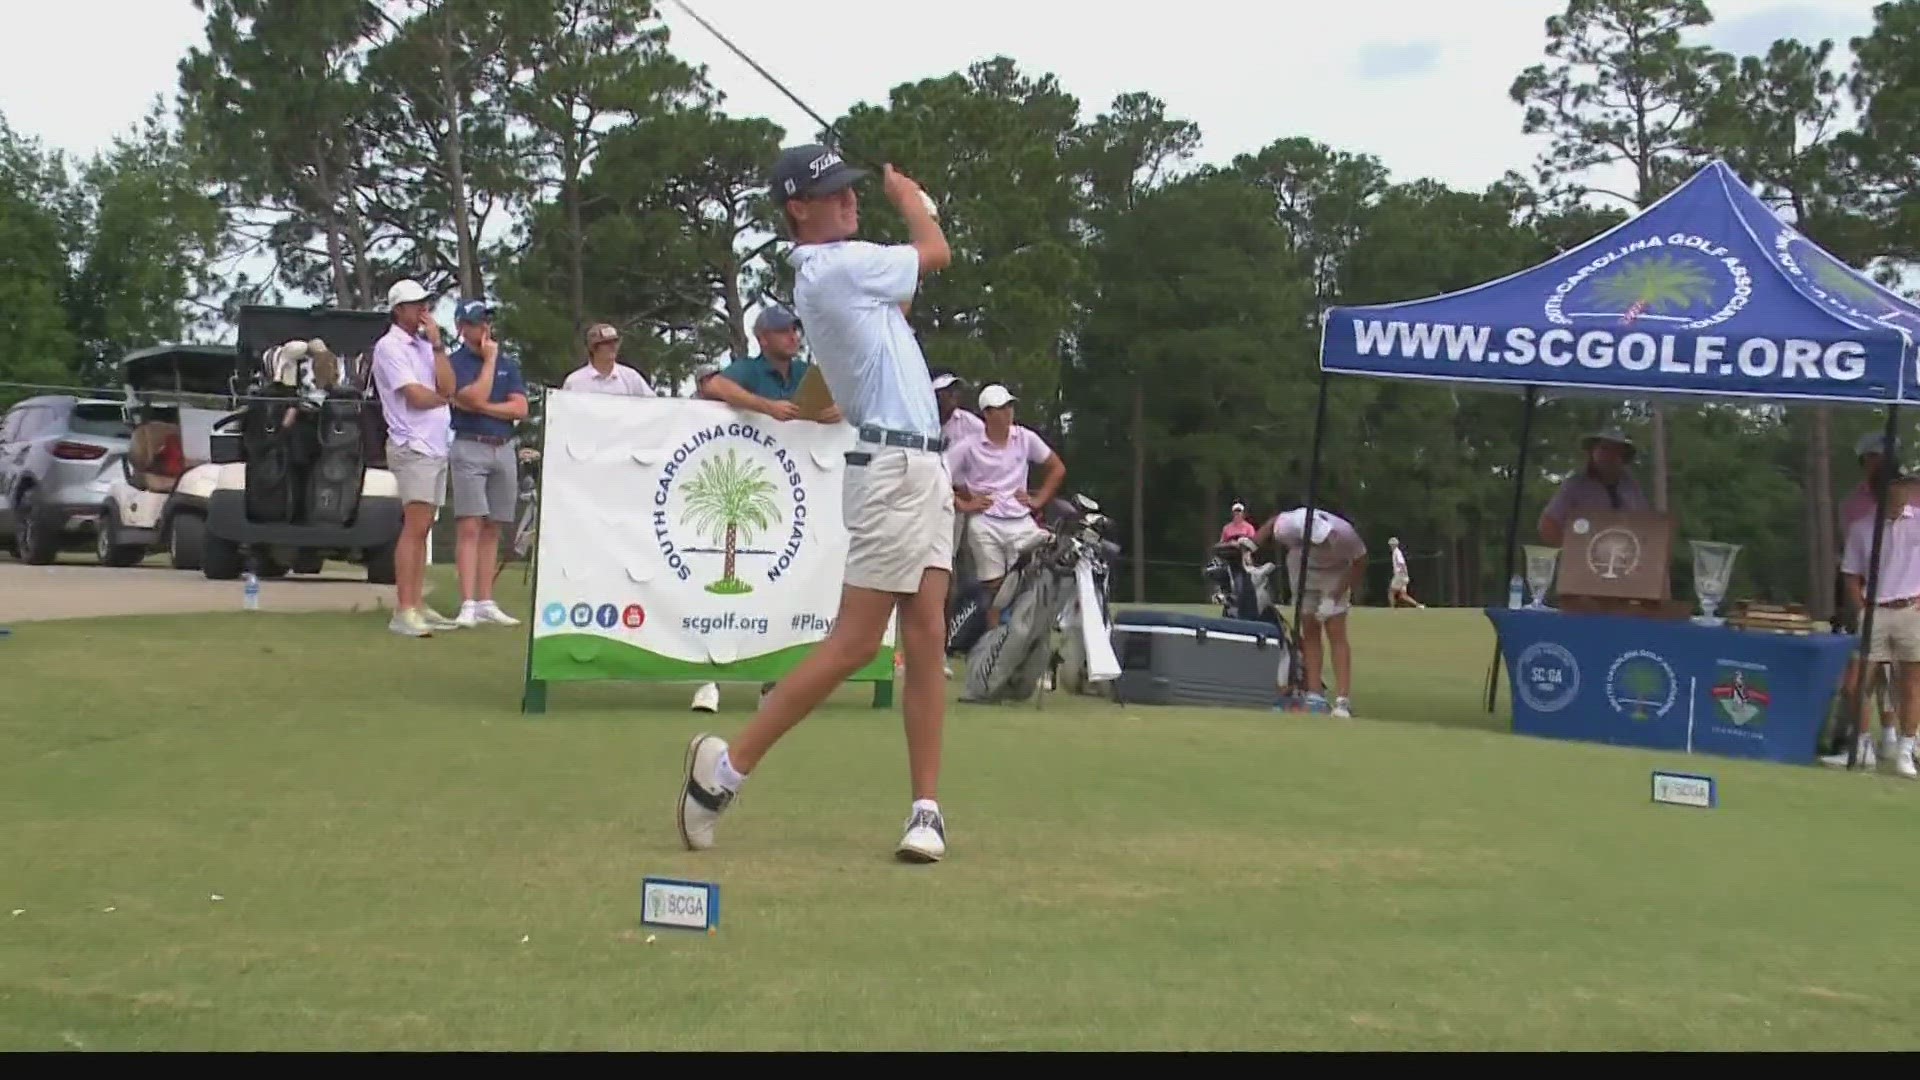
[1689,540,1741,626]
[1523,545,1559,610]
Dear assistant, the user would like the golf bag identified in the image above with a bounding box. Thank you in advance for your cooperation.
[961,497,1122,704]
[241,388,301,523]
[304,394,366,528]
[1203,537,1306,696]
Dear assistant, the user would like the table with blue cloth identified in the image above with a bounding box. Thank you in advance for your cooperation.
[1486,607,1859,765]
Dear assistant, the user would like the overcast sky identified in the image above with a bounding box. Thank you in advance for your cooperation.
[0,0,1890,322]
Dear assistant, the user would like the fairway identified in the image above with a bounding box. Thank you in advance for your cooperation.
[5,579,1920,1050]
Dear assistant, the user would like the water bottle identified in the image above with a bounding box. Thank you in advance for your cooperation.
[243,571,260,612]
[1508,573,1524,610]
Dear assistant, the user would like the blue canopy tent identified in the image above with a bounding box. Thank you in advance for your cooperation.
[1293,159,1919,753]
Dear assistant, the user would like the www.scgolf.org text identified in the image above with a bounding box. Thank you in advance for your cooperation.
[682,613,770,634]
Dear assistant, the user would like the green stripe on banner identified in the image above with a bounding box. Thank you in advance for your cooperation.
[531,634,895,684]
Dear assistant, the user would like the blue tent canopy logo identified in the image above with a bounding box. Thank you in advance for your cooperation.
[1546,234,1750,331]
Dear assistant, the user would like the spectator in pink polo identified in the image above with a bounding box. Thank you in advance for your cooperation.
[1841,471,1920,777]
[946,383,1065,626]
[371,278,457,638]
[1537,428,1649,545]
[1827,433,1902,767]
[1257,505,1366,718]
[1220,502,1257,544]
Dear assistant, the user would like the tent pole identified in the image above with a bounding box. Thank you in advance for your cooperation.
[1845,402,1902,768]
[1487,385,1540,714]
[1293,370,1332,696]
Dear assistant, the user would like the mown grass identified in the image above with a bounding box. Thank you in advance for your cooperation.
[4,578,1918,1049]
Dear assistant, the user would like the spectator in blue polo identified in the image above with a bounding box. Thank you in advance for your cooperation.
[447,298,528,629]
[695,304,841,424]
[688,302,842,715]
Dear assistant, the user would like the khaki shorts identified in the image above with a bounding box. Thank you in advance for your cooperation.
[388,440,449,508]
[968,512,1046,580]
[1868,603,1920,663]
[841,445,954,594]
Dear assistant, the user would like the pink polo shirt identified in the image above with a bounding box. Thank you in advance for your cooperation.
[371,324,450,457]
[1842,504,1920,603]
[1841,481,1879,533]
[945,424,1052,520]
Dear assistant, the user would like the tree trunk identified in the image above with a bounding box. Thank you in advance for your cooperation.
[1448,534,1464,605]
[566,168,585,336]
[1131,381,1146,603]
[1809,407,1836,619]
[439,10,477,298]
[1201,477,1219,557]
[724,524,737,583]
[1650,405,1670,512]
[324,219,351,306]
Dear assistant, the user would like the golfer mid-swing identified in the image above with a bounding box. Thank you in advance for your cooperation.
[677,144,956,862]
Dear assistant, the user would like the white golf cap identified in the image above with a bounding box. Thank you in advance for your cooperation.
[1231,501,1245,512]
[387,278,430,308]
[931,372,960,391]
[978,383,1016,409]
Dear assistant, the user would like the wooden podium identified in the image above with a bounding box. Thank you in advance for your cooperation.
[1554,509,1690,619]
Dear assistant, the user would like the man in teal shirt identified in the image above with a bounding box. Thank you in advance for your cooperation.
[695,304,840,424]
[689,303,841,714]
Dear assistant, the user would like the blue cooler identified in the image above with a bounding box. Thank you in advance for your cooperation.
[1108,609,1287,708]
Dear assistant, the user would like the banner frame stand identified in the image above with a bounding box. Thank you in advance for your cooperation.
[517,390,896,715]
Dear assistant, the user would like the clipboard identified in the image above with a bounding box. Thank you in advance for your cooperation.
[792,365,836,420]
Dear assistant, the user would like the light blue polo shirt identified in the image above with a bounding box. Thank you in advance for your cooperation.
[788,240,940,440]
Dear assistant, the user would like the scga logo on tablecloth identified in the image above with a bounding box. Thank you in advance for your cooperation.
[650,422,814,596]
[1606,649,1677,722]
[1516,641,1580,713]
[1710,659,1770,727]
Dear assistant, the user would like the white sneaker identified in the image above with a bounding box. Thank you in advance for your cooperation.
[690,683,720,712]
[454,602,484,629]
[895,802,946,863]
[676,734,735,851]
[422,606,460,630]
[1332,696,1353,719]
[388,607,433,637]
[1898,738,1917,779]
[479,601,520,626]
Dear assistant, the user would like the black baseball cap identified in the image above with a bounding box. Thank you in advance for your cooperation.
[772,143,866,204]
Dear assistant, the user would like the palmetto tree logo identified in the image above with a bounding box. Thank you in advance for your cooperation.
[1606,650,1676,722]
[1810,257,1880,307]
[1592,255,1717,324]
[680,449,781,596]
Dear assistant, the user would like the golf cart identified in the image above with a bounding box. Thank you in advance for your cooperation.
[197,305,402,582]
[95,344,246,569]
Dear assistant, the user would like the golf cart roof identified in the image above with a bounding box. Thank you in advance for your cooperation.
[118,344,245,396]
[236,304,391,372]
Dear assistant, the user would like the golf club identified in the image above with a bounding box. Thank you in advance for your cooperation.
[666,0,939,220]
[666,0,862,163]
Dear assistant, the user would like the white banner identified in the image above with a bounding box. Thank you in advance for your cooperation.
[528,391,892,684]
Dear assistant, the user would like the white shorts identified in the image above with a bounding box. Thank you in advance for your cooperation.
[1390,573,1409,591]
[968,512,1046,580]
[1284,556,1351,619]
[841,446,954,594]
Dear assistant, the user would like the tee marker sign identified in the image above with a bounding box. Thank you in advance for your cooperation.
[1651,770,1716,809]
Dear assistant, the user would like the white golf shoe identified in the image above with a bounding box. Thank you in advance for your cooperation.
[895,802,946,863]
[690,683,720,712]
[676,733,735,851]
